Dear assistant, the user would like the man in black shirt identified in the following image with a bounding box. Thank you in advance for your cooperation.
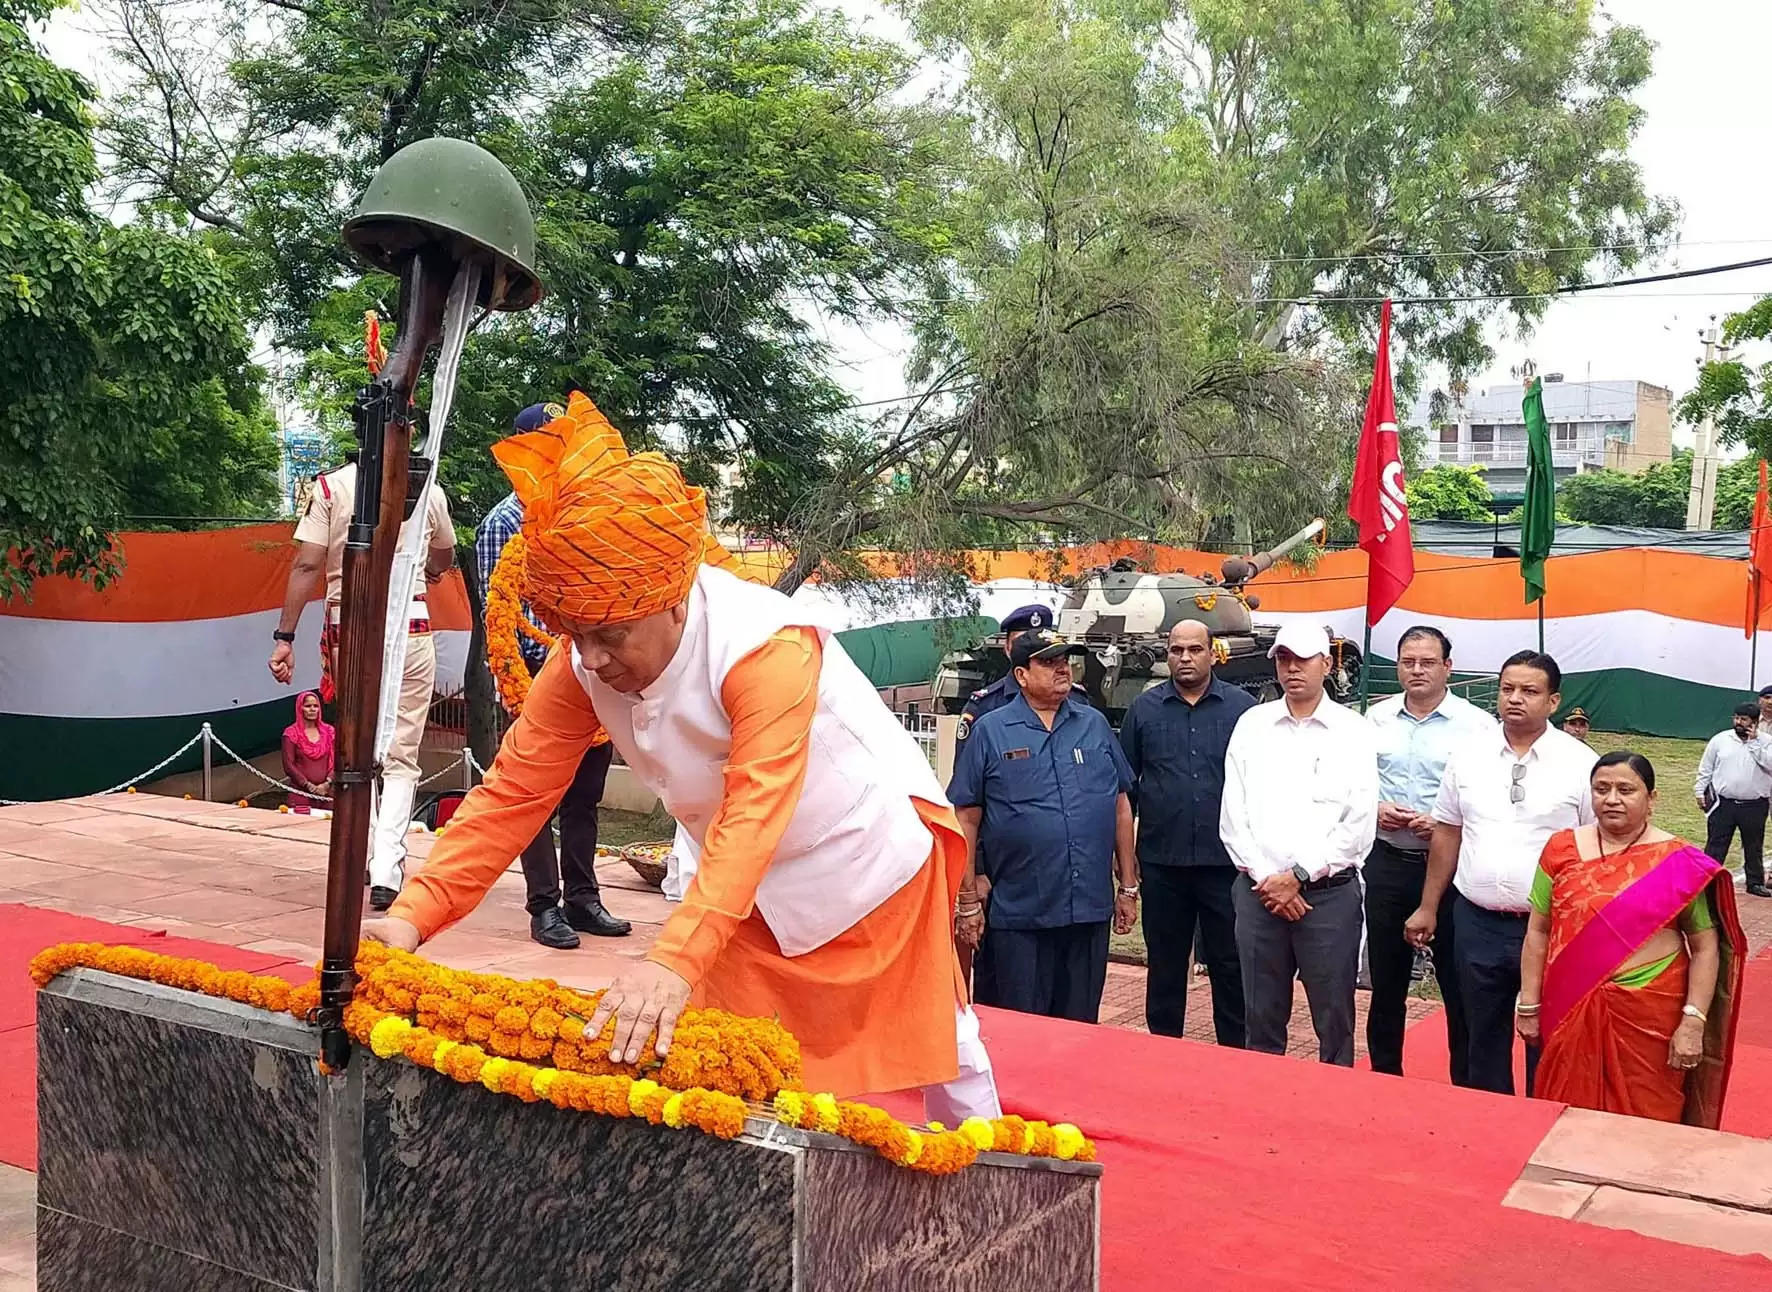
[1118,620,1254,1044]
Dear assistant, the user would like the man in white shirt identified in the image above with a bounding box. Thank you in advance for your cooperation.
[1697,701,1772,898]
[1220,623,1378,1064]
[1406,650,1595,1095]
[268,455,456,910]
[1364,625,1496,1079]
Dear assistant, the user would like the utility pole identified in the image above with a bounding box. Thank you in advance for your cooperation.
[1687,320,1724,531]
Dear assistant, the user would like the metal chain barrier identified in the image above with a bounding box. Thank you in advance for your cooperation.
[0,728,209,807]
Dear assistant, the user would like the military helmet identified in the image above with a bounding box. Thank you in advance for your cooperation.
[342,137,542,312]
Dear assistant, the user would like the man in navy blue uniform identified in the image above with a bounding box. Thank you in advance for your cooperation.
[949,629,1139,1022]
[951,603,1085,1004]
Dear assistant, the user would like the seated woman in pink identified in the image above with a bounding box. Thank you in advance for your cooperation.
[281,691,335,813]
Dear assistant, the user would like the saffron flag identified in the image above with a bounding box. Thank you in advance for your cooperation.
[1747,459,1772,638]
[1520,376,1555,604]
[1345,298,1414,625]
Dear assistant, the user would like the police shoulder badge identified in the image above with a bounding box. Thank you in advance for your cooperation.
[956,715,972,741]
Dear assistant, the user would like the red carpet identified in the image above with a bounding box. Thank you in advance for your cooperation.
[0,903,1764,1285]
[962,1005,1771,1290]
[0,903,309,1169]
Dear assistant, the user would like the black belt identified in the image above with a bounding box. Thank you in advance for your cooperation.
[1302,871,1357,892]
[1374,839,1428,861]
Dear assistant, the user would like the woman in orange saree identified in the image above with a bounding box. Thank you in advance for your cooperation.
[1518,751,1747,1127]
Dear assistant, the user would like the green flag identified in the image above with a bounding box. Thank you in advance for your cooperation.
[1520,376,1554,603]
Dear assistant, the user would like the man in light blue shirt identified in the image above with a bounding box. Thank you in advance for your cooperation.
[1363,625,1495,1078]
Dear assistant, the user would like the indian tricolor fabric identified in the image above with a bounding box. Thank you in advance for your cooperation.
[2,528,1765,799]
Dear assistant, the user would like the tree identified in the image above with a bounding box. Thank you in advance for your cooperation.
[1555,451,1758,531]
[98,0,949,526]
[1406,465,1491,522]
[0,0,278,598]
[1166,0,1675,381]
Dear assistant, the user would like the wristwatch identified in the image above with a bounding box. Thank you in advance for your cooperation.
[272,630,296,644]
[1290,863,1312,886]
[1118,885,1140,898]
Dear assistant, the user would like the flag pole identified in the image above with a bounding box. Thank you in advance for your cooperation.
[1753,577,1761,690]
[1537,599,1544,653]
[1359,620,1373,713]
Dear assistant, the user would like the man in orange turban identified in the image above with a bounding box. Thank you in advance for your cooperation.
[365,394,999,1118]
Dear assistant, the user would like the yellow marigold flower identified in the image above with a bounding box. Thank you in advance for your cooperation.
[958,1117,996,1152]
[479,1057,511,1093]
[369,1016,411,1059]
[431,1039,457,1068]
[1052,1124,1085,1161]
[926,1121,946,1133]
[662,1093,686,1129]
[532,1069,559,1100]
[811,1092,840,1134]
[773,1090,806,1127]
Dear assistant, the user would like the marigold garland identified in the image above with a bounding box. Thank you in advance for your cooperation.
[484,531,556,718]
[29,941,1095,1175]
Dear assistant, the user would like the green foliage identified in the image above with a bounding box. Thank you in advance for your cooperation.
[1406,465,1492,521]
[1555,451,1762,531]
[101,0,947,531]
[0,0,279,597]
[1678,296,1772,460]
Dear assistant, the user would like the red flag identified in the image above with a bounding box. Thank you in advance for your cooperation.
[1746,459,1772,638]
[1345,298,1415,626]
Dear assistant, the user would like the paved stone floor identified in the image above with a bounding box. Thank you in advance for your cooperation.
[3,793,1771,1283]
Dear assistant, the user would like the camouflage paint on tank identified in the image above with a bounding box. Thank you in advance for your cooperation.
[1059,572,1255,637]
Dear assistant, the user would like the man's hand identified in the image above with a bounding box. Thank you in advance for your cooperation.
[1404,905,1437,948]
[361,915,420,952]
[1696,795,1710,815]
[587,960,693,1065]
[1408,812,1436,841]
[1113,891,1138,936]
[1376,802,1412,832]
[1272,894,1312,922]
[269,641,295,684]
[1256,869,1302,912]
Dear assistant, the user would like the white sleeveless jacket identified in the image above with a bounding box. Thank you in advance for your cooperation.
[571,565,946,956]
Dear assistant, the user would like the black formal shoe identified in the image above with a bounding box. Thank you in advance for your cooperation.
[531,907,582,949]
[565,899,632,938]
[369,885,398,912]
[1748,883,1772,898]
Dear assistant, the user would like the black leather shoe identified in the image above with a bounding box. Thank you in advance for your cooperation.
[531,907,581,950]
[565,899,632,938]
[1748,883,1772,898]
[369,885,399,912]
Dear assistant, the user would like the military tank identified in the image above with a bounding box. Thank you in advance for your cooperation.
[933,519,1362,723]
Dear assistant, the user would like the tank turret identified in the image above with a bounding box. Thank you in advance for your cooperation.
[934,519,1361,722]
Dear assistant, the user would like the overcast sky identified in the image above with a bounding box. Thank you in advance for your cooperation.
[39,0,1772,447]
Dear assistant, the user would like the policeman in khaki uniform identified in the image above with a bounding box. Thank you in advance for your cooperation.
[950,604,1087,1004]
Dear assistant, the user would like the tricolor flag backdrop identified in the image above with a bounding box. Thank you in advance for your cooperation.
[5,528,1771,798]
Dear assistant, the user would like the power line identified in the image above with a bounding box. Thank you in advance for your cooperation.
[1244,237,1772,267]
[1255,253,1772,306]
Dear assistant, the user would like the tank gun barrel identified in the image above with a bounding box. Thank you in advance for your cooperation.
[1220,518,1324,586]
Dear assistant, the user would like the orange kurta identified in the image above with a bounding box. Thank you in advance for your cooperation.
[392,627,967,1097]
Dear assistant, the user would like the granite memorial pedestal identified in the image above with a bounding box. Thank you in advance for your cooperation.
[37,969,1101,1290]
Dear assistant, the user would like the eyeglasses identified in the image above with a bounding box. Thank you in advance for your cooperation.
[1510,762,1528,804]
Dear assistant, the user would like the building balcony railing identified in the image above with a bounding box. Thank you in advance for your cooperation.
[1423,438,1608,469]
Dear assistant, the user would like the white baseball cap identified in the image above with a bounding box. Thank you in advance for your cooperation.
[1266,622,1332,661]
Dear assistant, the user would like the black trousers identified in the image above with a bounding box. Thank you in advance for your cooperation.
[971,894,1002,1006]
[1234,874,1362,1065]
[989,923,1110,1023]
[1452,893,1539,1096]
[1141,864,1245,1046]
[519,741,614,916]
[1363,841,1466,1079]
[1704,796,1767,888]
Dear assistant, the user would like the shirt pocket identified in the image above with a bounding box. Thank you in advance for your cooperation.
[1073,744,1121,797]
[995,754,1053,806]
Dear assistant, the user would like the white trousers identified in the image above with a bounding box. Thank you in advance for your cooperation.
[367,633,434,891]
[921,1006,1001,1124]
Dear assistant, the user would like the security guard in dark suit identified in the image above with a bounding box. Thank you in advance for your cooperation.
[951,604,1088,1006]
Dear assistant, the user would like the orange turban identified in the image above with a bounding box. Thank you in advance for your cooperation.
[492,392,748,627]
